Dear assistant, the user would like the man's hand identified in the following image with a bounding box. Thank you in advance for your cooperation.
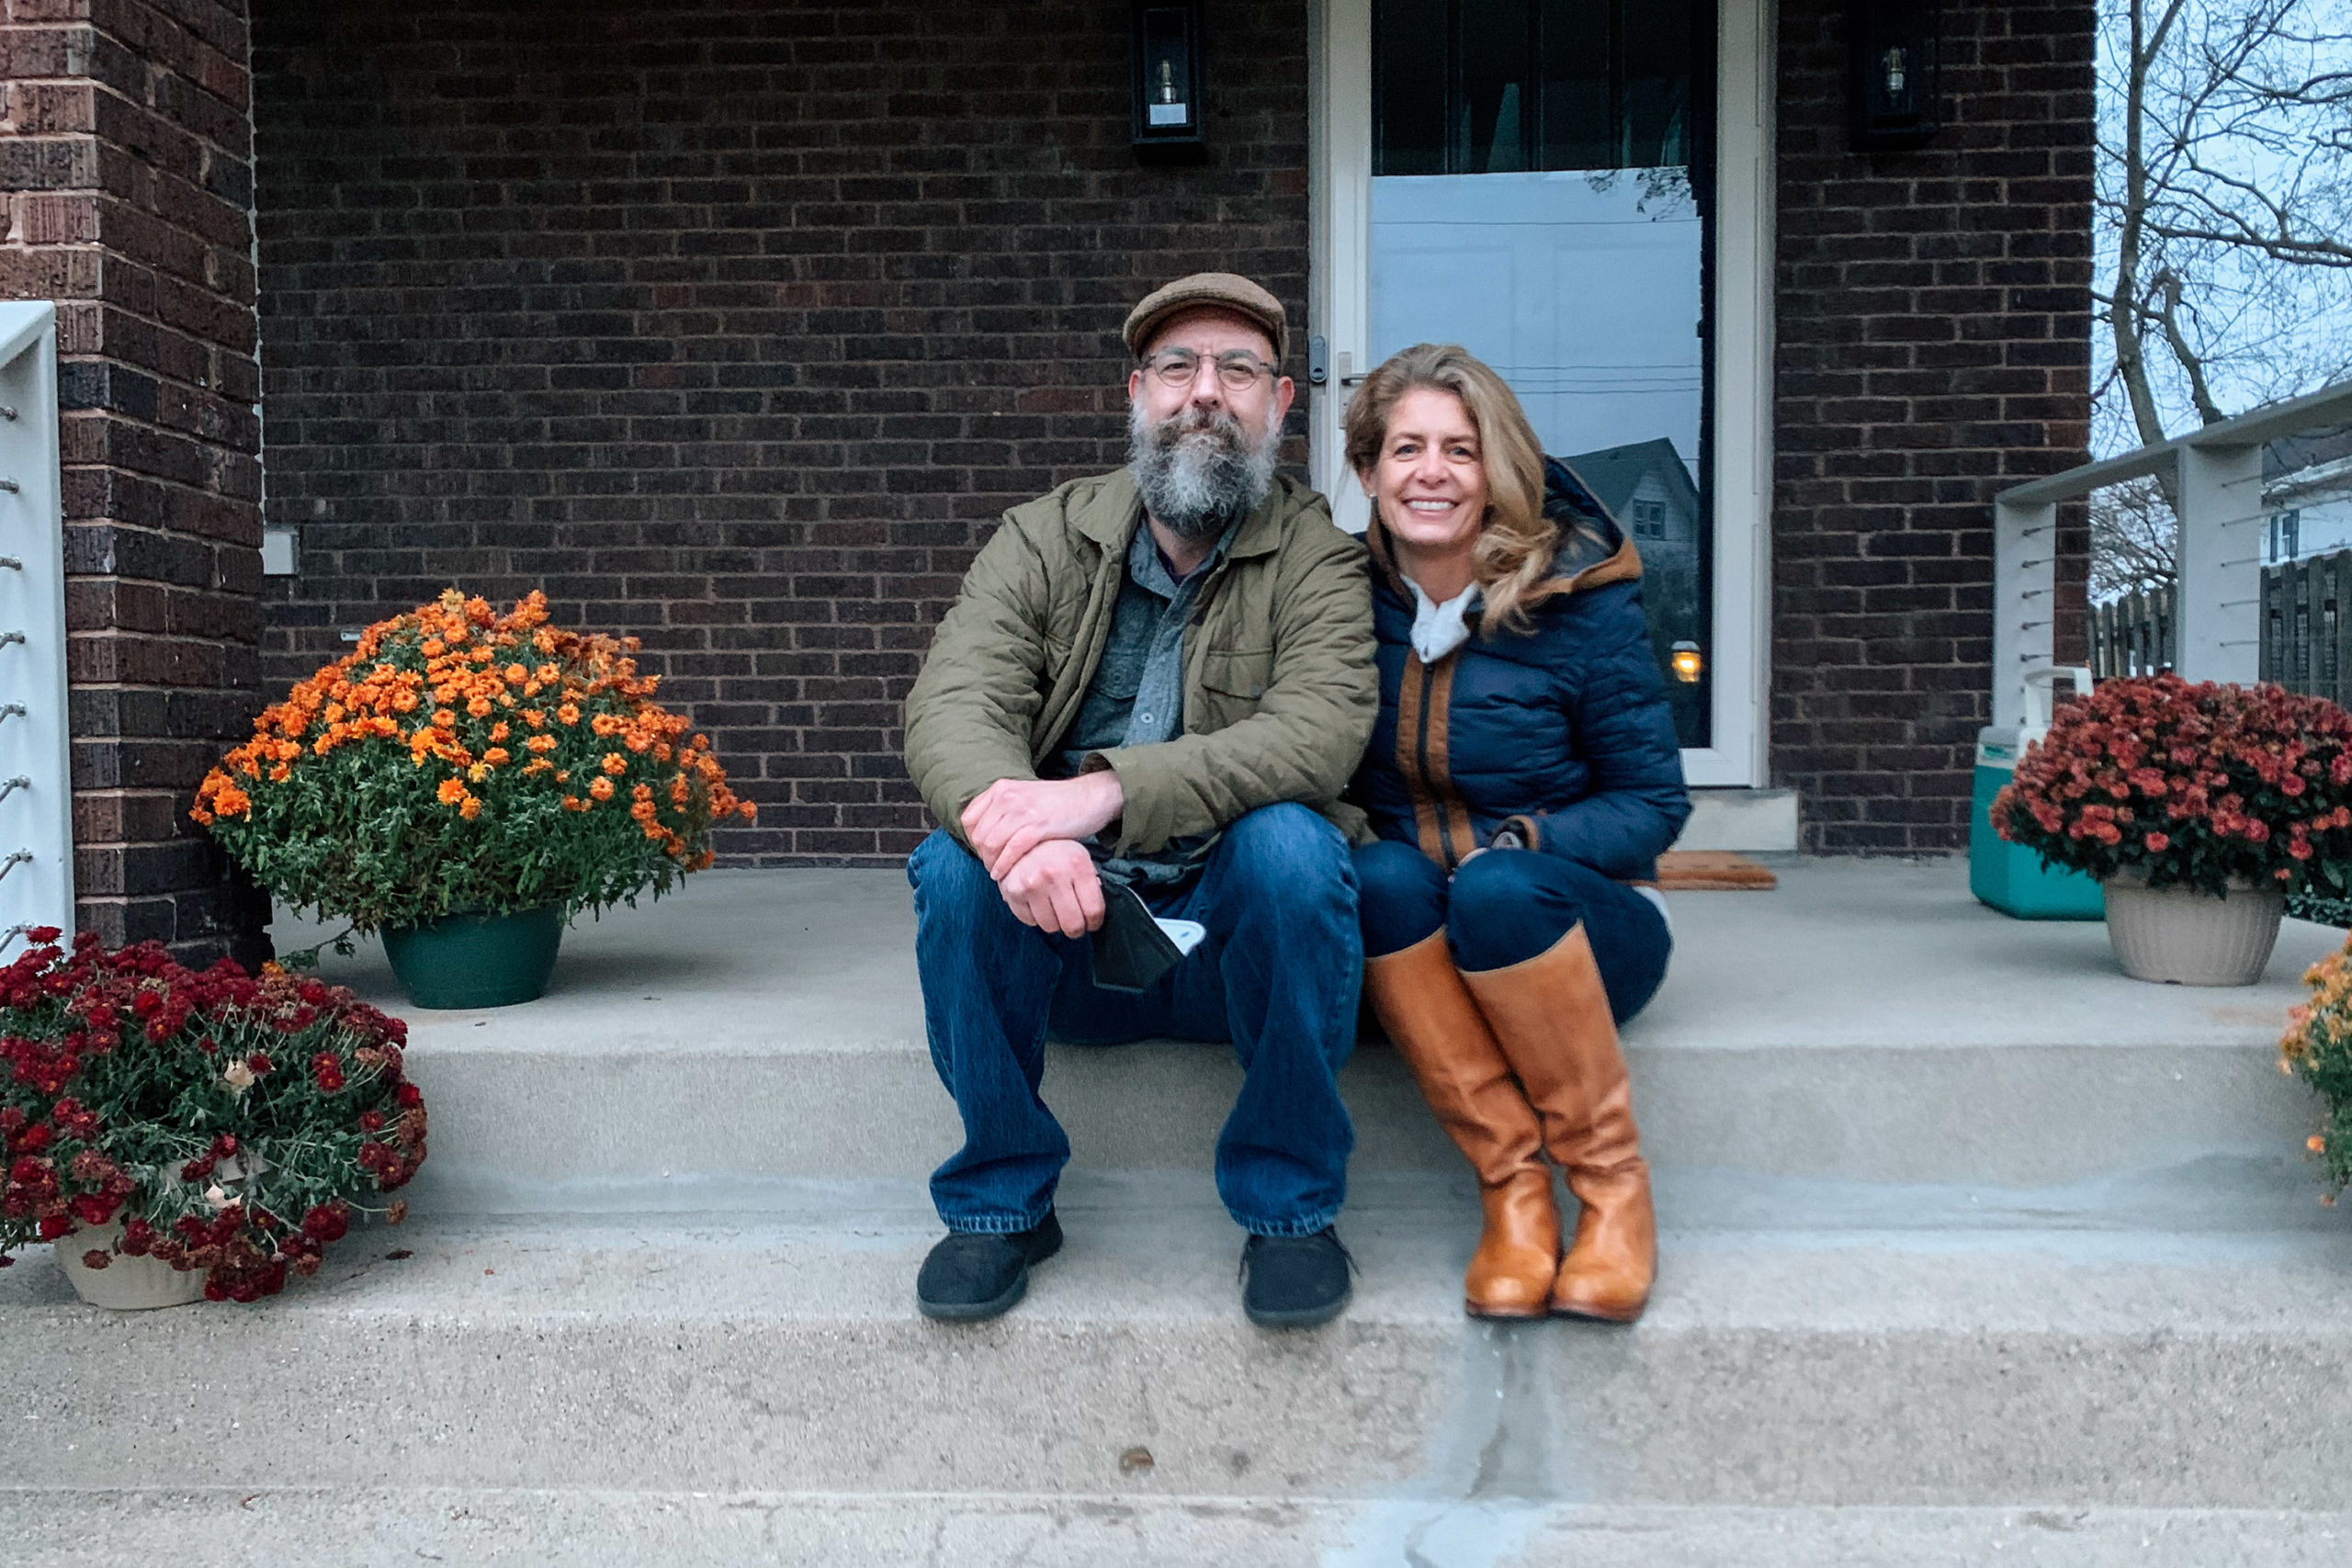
[997,839,1107,937]
[962,772,1125,881]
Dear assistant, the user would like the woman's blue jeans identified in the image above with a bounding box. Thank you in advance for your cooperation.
[1353,839,1671,1023]
[908,803,1363,1237]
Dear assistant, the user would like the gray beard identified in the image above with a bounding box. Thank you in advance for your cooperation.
[1127,402,1282,542]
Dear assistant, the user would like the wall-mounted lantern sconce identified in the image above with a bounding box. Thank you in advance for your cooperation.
[1669,640,1704,684]
[1132,0,1206,161]
[1849,0,1940,152]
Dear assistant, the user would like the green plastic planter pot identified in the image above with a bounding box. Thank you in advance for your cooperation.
[379,906,565,1009]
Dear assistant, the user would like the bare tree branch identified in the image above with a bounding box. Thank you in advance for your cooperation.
[2092,0,2352,595]
[2089,476,2182,600]
[2156,271,2229,423]
[2142,220,2352,264]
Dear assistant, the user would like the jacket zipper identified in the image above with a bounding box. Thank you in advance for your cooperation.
[1397,654,1453,871]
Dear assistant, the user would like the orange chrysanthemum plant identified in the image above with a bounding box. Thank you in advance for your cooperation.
[194,591,754,933]
[2283,942,2352,1198]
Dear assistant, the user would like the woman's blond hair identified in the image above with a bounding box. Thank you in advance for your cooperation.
[1342,343,1557,635]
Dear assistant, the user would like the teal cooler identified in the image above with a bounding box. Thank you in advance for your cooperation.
[1969,724,2104,919]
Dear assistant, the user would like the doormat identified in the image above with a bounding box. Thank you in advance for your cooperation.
[1656,851,1778,890]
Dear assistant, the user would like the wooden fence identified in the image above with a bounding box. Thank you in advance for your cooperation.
[2088,583,2177,682]
[2258,550,2352,705]
[2091,548,2352,706]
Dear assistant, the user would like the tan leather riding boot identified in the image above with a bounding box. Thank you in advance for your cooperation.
[1364,931,1558,1318]
[1462,926,1656,1323]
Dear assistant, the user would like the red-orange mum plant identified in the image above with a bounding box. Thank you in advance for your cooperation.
[194,591,753,932]
[1992,673,2352,898]
[0,930,424,1301]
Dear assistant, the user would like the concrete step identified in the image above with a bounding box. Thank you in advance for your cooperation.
[6,1491,2348,1568]
[9,1176,2352,1509]
[37,863,2335,1562]
[266,863,2342,1209]
[1672,785,1802,852]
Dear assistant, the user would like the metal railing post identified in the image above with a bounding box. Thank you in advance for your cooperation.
[1996,378,2352,711]
[0,302,74,950]
[2175,442,2265,683]
[1992,494,2057,729]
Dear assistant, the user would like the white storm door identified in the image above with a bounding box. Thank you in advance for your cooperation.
[1310,0,1773,786]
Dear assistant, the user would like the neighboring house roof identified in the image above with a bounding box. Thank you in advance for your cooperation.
[2267,423,2352,489]
[1557,436,1701,524]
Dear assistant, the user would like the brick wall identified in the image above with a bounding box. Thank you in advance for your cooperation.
[251,0,1311,864]
[1770,0,2096,852]
[0,0,267,958]
[251,0,2098,862]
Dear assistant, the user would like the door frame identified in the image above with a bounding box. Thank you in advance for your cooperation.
[1307,0,1776,789]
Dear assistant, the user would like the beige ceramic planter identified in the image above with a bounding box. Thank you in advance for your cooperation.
[55,1221,205,1311]
[2101,875,2285,987]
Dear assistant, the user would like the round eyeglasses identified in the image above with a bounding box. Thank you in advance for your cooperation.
[1140,348,1278,390]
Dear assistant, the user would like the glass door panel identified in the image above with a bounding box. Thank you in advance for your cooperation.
[1370,0,1713,747]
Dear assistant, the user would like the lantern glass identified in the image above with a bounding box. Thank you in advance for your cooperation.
[1133,2,1205,153]
[1849,1,1939,151]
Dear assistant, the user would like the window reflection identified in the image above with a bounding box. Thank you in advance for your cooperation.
[1374,0,1699,177]
[1370,0,1713,747]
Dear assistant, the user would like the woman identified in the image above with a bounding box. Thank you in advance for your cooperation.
[1345,343,1690,1324]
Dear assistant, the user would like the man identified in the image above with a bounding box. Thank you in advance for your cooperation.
[900,273,1376,1328]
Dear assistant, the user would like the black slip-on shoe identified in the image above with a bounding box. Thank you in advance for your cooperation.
[1240,1227,1354,1329]
[916,1211,1064,1323]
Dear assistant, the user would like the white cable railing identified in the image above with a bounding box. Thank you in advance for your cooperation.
[1992,378,2352,728]
[0,302,74,951]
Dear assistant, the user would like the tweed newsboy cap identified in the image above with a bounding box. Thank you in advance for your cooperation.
[1123,272,1288,364]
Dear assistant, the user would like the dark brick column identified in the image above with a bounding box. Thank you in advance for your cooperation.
[0,0,267,959]
[1771,0,2095,852]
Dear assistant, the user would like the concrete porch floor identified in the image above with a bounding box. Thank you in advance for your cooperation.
[277,854,2343,1055]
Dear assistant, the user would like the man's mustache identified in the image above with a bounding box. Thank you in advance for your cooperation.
[1149,407,1248,446]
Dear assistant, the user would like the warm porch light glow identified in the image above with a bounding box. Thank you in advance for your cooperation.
[1670,641,1704,683]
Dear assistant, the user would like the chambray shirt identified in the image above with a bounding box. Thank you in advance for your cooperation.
[1045,514,1239,886]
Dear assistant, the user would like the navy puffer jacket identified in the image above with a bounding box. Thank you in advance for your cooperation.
[1348,457,1692,880]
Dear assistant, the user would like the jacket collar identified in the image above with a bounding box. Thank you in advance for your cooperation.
[1072,468,1300,562]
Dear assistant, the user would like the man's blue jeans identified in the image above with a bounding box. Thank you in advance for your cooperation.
[908,803,1362,1238]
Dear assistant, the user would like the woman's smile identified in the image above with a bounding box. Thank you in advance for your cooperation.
[1368,386,1492,587]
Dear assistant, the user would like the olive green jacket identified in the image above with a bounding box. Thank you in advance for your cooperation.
[902,469,1376,856]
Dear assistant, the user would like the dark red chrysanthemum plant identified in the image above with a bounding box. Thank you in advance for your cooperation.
[0,930,425,1302]
[1993,673,2352,898]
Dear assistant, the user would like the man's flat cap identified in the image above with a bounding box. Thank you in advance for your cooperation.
[1123,272,1287,364]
